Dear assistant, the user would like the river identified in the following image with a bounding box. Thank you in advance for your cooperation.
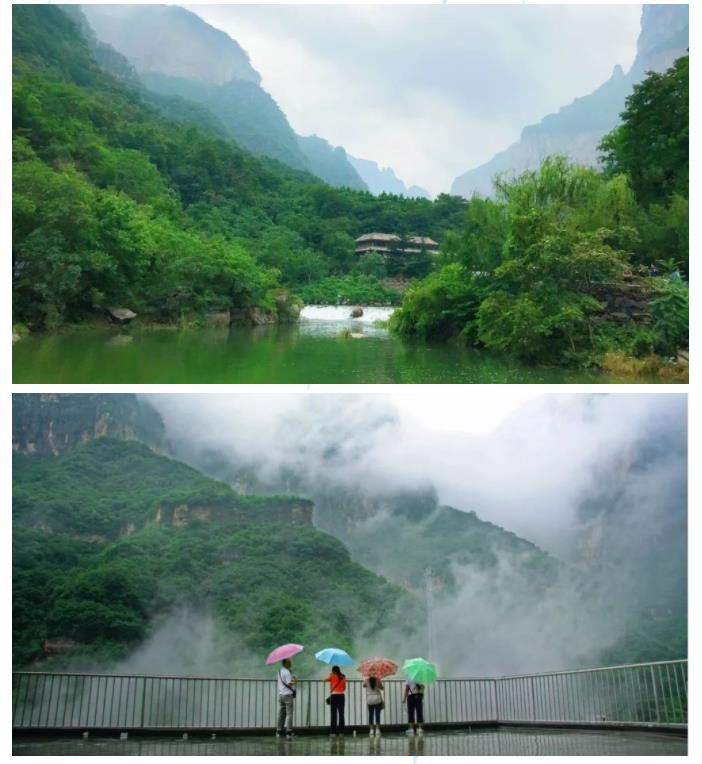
[12,305,660,384]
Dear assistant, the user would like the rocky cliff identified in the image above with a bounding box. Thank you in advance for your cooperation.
[451,5,689,198]
[348,153,431,198]
[12,394,165,456]
[80,4,260,86]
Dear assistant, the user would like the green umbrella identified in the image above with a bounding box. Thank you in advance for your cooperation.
[402,657,438,684]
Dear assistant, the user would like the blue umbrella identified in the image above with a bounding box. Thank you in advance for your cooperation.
[315,647,354,667]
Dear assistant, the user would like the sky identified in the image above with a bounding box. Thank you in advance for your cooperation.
[187,3,642,195]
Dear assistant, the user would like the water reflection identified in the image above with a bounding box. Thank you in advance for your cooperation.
[14,326,623,384]
[13,728,687,756]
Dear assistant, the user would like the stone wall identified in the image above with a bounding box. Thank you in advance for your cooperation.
[586,282,654,324]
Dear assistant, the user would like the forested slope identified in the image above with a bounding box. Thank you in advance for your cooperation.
[13,437,416,671]
[13,5,466,329]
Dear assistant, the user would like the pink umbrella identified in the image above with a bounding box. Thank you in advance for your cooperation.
[357,657,398,679]
[265,643,304,665]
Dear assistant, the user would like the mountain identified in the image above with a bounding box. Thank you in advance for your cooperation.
[296,135,367,191]
[451,4,689,198]
[12,4,464,328]
[12,396,418,672]
[12,394,686,674]
[12,393,165,456]
[80,4,366,188]
[79,4,260,87]
[157,394,687,671]
[348,154,431,199]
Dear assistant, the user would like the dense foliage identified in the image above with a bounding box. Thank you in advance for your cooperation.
[297,274,401,306]
[392,55,688,365]
[12,5,467,330]
[13,438,414,670]
[599,54,689,275]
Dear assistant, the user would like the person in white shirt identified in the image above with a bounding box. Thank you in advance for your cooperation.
[276,659,298,738]
[362,676,384,737]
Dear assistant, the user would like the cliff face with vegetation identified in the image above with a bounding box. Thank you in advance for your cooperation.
[12,394,165,456]
[12,396,416,671]
[451,5,689,197]
[80,3,365,187]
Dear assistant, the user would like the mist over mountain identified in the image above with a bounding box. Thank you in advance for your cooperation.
[81,4,260,86]
[80,3,367,189]
[12,395,423,674]
[149,393,687,673]
[451,4,689,198]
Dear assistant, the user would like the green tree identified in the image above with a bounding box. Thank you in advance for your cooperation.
[357,250,386,279]
[599,55,688,206]
[649,279,689,354]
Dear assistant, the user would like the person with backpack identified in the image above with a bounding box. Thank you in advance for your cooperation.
[402,679,425,735]
[276,658,298,739]
[362,675,384,737]
[325,665,347,736]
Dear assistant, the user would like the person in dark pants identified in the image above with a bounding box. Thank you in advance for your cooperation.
[402,680,424,735]
[325,665,347,736]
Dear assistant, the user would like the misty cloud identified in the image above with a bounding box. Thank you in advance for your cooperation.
[134,393,687,675]
[146,393,685,556]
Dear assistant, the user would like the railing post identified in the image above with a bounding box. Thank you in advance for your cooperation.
[492,679,500,722]
[530,676,536,722]
[140,677,147,729]
[305,681,311,728]
[650,665,661,723]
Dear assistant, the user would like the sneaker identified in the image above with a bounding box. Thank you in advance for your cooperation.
[417,728,424,737]
[405,728,413,736]
[369,730,374,737]
[285,733,294,739]
[375,728,381,737]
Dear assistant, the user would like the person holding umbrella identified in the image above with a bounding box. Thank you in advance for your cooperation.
[315,648,353,738]
[357,657,397,738]
[401,658,437,736]
[324,665,347,736]
[266,643,304,739]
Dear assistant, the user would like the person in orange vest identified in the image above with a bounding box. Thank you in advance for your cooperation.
[325,665,347,736]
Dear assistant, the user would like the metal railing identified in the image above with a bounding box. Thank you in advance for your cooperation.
[496,660,687,726]
[12,660,686,732]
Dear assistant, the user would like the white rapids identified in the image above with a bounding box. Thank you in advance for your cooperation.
[300,305,396,324]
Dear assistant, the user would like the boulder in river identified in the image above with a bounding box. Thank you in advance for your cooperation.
[350,306,364,318]
[107,307,136,324]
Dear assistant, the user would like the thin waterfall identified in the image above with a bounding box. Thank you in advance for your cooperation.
[425,567,437,661]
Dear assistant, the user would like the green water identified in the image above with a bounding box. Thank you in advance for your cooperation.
[13,324,652,384]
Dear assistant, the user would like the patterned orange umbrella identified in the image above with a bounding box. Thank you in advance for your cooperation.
[357,657,398,679]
